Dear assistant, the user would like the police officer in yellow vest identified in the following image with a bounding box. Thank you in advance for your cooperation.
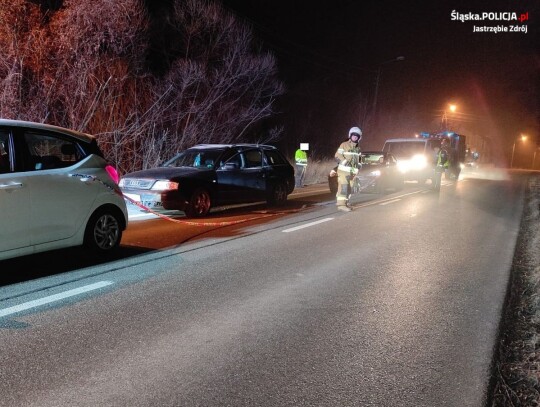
[295,145,308,188]
[334,127,362,211]
[432,138,450,191]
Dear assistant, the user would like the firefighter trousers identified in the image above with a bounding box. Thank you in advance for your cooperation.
[336,166,354,207]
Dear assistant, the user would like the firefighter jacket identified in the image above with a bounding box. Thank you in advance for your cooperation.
[335,140,361,171]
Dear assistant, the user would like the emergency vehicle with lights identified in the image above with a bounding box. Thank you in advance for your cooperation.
[382,132,466,183]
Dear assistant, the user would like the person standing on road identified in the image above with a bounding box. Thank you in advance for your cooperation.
[295,145,308,188]
[432,139,450,191]
[334,127,362,211]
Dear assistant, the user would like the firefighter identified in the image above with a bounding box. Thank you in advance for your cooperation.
[294,145,308,188]
[334,127,362,211]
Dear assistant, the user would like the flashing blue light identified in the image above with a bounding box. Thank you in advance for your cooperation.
[435,131,457,138]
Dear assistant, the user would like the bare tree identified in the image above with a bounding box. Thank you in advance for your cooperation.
[0,0,284,173]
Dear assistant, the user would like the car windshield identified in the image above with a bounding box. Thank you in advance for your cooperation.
[385,142,425,158]
[361,154,384,164]
[163,149,224,169]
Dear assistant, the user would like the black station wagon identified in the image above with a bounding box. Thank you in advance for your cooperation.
[119,144,295,217]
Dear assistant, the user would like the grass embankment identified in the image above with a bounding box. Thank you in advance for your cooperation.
[300,159,335,186]
[490,176,540,406]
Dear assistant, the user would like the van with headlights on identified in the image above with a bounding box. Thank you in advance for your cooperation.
[382,132,466,184]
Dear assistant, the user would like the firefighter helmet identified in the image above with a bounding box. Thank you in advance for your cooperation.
[349,127,362,143]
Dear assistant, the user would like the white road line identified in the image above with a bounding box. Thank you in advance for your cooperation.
[0,281,113,318]
[283,218,334,233]
[379,199,402,206]
[129,213,156,219]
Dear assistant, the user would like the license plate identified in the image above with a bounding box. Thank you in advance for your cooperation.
[141,194,162,209]
[124,193,140,203]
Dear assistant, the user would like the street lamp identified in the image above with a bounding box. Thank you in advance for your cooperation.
[510,134,527,168]
[441,104,458,130]
[372,56,405,119]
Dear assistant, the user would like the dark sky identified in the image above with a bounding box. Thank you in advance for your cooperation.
[221,0,538,162]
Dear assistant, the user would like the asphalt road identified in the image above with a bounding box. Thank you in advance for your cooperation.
[0,168,526,406]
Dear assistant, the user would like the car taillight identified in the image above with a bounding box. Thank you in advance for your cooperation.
[105,165,120,184]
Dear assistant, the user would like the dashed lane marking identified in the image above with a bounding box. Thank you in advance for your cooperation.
[0,281,113,319]
[379,199,402,206]
[282,218,334,233]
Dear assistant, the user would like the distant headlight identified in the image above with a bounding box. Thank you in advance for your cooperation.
[369,170,382,177]
[151,180,179,191]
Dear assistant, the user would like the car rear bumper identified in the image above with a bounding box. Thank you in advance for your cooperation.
[121,189,187,212]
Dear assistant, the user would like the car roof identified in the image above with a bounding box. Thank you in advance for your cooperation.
[0,119,95,143]
[189,143,278,150]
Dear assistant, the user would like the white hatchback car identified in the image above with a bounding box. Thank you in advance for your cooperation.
[0,119,128,261]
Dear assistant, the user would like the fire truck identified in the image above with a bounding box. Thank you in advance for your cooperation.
[382,131,466,183]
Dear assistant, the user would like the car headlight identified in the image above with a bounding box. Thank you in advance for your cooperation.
[397,160,410,173]
[410,154,427,170]
[151,180,179,191]
[369,170,382,177]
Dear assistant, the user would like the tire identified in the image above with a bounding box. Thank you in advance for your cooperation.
[267,182,288,206]
[84,208,123,252]
[185,188,211,218]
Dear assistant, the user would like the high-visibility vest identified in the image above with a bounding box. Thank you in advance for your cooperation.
[437,148,450,168]
[295,149,307,165]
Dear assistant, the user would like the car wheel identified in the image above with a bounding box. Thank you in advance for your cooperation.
[185,188,211,218]
[267,182,287,206]
[84,208,123,252]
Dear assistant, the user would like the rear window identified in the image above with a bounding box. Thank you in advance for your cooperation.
[24,131,88,171]
[0,131,11,173]
[264,149,287,166]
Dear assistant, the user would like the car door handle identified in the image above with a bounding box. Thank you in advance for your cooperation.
[0,182,23,190]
